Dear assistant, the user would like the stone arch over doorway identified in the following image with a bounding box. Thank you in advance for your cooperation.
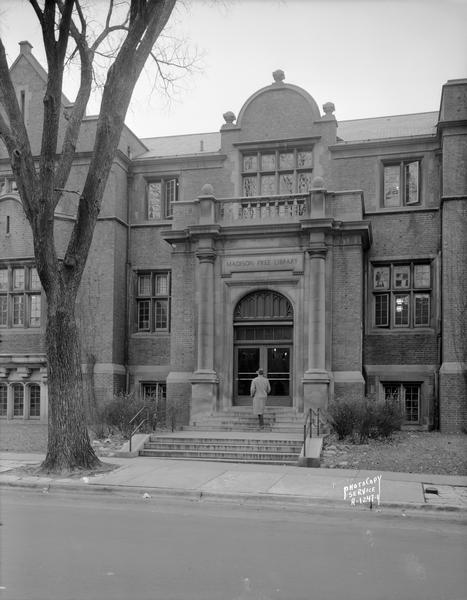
[233,290,293,406]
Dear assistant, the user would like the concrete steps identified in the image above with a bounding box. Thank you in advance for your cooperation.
[187,408,306,435]
[139,435,303,465]
[138,408,325,465]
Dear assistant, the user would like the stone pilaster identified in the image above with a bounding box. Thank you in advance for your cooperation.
[191,246,219,418]
[302,242,330,411]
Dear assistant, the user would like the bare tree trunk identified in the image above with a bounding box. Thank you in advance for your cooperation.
[41,286,100,473]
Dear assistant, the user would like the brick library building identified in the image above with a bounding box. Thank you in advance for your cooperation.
[1,42,466,443]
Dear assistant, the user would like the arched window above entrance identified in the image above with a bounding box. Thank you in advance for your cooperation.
[234,290,293,321]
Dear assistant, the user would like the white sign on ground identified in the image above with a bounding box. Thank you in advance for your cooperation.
[344,475,382,507]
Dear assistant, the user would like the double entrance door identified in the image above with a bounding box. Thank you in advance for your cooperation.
[234,345,292,406]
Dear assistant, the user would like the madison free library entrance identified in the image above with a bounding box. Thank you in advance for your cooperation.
[1,42,466,433]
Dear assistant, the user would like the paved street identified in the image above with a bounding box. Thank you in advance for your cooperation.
[1,488,466,600]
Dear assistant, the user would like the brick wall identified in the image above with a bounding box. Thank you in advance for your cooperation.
[170,252,196,371]
[329,147,440,212]
[333,382,364,405]
[331,242,363,371]
[364,333,438,364]
[439,373,467,432]
[368,211,440,257]
[0,420,48,452]
[440,199,467,431]
[167,382,191,427]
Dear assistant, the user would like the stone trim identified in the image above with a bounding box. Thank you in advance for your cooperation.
[81,363,126,375]
[166,371,193,384]
[439,362,467,373]
[332,371,365,383]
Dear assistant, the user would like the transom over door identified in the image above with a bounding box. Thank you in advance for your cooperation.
[233,290,293,407]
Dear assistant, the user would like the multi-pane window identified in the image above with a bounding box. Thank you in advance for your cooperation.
[147,178,178,220]
[373,263,431,328]
[242,148,313,197]
[142,382,167,428]
[383,160,420,207]
[383,383,420,423]
[0,265,42,328]
[29,384,41,418]
[0,384,7,417]
[0,382,41,419]
[13,384,24,417]
[136,271,170,332]
[142,382,166,402]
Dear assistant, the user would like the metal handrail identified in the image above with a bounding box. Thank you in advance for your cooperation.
[128,406,150,453]
[303,408,326,457]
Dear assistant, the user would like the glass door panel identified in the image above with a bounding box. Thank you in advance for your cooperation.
[236,347,259,397]
[267,347,290,397]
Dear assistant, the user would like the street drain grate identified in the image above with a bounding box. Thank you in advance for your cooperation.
[424,487,439,495]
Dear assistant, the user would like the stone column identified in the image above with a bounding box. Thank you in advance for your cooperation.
[196,248,216,373]
[190,245,219,419]
[302,242,330,411]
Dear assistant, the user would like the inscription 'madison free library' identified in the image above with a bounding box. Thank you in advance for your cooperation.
[222,254,303,275]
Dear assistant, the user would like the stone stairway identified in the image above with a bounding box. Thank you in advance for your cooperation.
[184,407,305,434]
[138,408,324,465]
[139,432,303,465]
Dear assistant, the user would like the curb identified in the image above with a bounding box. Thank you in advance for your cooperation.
[2,477,466,516]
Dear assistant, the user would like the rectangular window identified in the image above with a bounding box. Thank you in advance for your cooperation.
[0,296,7,326]
[29,295,41,327]
[13,268,24,290]
[0,269,8,290]
[142,382,167,402]
[394,294,409,327]
[372,262,432,329]
[30,268,41,290]
[0,385,7,417]
[147,178,178,220]
[383,382,420,423]
[13,384,24,417]
[137,299,150,331]
[135,271,171,333]
[142,382,167,427]
[375,294,389,327]
[242,147,313,197]
[414,294,430,327]
[0,264,42,328]
[12,295,24,326]
[383,160,420,207]
[29,384,41,418]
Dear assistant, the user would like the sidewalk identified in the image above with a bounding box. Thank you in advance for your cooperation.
[1,451,466,514]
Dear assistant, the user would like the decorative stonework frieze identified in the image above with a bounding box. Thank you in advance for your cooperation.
[15,367,32,379]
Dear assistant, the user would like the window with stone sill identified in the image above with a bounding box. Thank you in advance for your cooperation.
[242,148,313,197]
[382,160,420,208]
[135,271,171,333]
[0,383,41,419]
[383,382,420,424]
[0,265,42,328]
[146,178,178,220]
[372,262,431,329]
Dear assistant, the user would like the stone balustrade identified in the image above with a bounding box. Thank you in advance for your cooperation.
[217,194,308,223]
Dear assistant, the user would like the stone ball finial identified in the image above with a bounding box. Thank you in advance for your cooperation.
[223,111,236,124]
[272,69,285,83]
[312,176,325,189]
[201,183,214,196]
[323,102,335,115]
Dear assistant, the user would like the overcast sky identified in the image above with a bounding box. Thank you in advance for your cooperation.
[1,0,467,139]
